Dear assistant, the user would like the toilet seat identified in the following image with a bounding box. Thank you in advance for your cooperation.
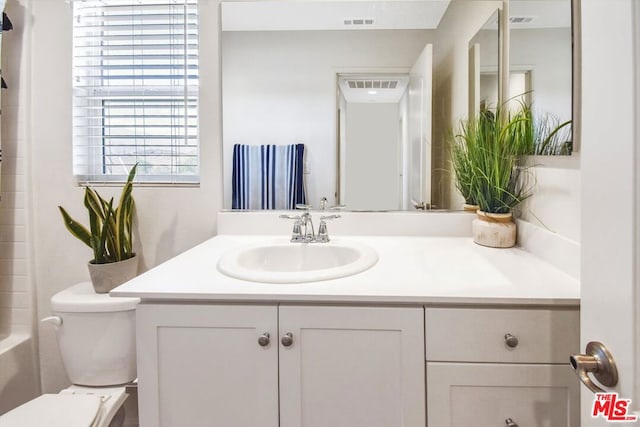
[0,386,128,427]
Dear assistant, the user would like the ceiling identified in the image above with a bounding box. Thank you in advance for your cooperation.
[221,1,451,32]
[222,0,571,32]
[509,0,571,29]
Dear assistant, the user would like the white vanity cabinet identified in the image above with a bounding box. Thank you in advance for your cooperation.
[136,304,280,427]
[425,307,581,427]
[136,303,426,427]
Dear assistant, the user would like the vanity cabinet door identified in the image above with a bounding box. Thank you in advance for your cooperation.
[136,304,279,427]
[427,362,580,427]
[278,305,425,427]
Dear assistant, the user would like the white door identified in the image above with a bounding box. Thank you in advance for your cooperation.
[136,304,279,427]
[580,1,640,425]
[408,43,432,209]
[278,305,425,427]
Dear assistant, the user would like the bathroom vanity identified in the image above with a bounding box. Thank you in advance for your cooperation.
[113,215,580,427]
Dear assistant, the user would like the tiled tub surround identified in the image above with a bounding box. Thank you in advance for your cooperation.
[0,333,39,415]
[113,212,580,426]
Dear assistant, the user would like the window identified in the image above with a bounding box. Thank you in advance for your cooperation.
[72,0,199,183]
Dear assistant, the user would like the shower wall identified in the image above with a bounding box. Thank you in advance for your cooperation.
[0,0,40,414]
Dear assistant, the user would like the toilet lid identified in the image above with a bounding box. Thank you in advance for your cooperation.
[0,394,102,427]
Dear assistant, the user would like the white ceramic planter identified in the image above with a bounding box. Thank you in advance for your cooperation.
[88,254,139,293]
[472,211,516,248]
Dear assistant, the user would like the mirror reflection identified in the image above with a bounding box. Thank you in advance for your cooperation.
[222,1,503,211]
[468,11,500,117]
[509,0,573,155]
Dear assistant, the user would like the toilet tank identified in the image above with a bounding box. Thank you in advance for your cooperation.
[50,282,140,386]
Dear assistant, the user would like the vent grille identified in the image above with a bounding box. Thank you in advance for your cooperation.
[510,16,534,24]
[347,80,398,89]
[343,18,375,26]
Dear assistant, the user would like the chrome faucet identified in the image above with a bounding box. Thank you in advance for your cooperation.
[280,204,316,243]
[280,207,340,243]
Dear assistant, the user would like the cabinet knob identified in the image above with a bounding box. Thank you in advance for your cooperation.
[504,333,519,348]
[505,418,518,427]
[258,333,270,347]
[281,332,294,347]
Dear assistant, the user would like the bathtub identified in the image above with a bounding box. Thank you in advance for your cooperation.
[0,333,39,415]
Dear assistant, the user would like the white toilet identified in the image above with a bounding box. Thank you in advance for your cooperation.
[0,282,139,427]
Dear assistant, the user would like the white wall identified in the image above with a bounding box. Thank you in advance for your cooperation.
[344,102,399,210]
[28,0,222,393]
[222,29,433,209]
[520,157,581,242]
[511,28,572,121]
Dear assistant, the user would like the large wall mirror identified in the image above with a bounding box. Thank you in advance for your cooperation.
[221,0,503,211]
[469,11,500,116]
[509,0,573,155]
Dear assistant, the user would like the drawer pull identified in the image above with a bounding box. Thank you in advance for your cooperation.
[281,332,294,347]
[505,418,518,427]
[504,333,519,348]
[258,333,270,347]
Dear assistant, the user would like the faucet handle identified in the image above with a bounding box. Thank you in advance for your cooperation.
[280,214,304,242]
[330,204,346,210]
[279,214,301,220]
[317,215,340,243]
[320,214,341,221]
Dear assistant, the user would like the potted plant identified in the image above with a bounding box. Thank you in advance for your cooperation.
[451,105,533,248]
[449,109,496,212]
[58,164,139,293]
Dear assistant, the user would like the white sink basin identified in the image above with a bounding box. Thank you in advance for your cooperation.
[217,240,378,283]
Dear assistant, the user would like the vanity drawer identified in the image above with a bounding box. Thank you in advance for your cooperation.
[425,307,579,363]
[426,362,580,427]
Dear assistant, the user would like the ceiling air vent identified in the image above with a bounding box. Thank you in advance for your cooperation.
[509,16,534,24]
[343,18,375,26]
[347,80,399,89]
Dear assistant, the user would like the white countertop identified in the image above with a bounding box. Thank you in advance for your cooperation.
[111,235,580,306]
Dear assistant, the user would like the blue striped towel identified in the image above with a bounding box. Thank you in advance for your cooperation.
[232,144,306,210]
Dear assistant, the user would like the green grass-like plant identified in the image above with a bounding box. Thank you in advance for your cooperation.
[532,113,573,155]
[58,165,137,264]
[450,104,533,214]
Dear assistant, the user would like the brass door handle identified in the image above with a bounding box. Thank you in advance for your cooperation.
[570,341,618,393]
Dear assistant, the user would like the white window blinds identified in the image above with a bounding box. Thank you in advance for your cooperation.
[72,0,199,183]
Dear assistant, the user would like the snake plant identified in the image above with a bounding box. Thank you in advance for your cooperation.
[59,165,137,264]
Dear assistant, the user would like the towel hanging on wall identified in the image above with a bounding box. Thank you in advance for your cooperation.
[232,144,306,210]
